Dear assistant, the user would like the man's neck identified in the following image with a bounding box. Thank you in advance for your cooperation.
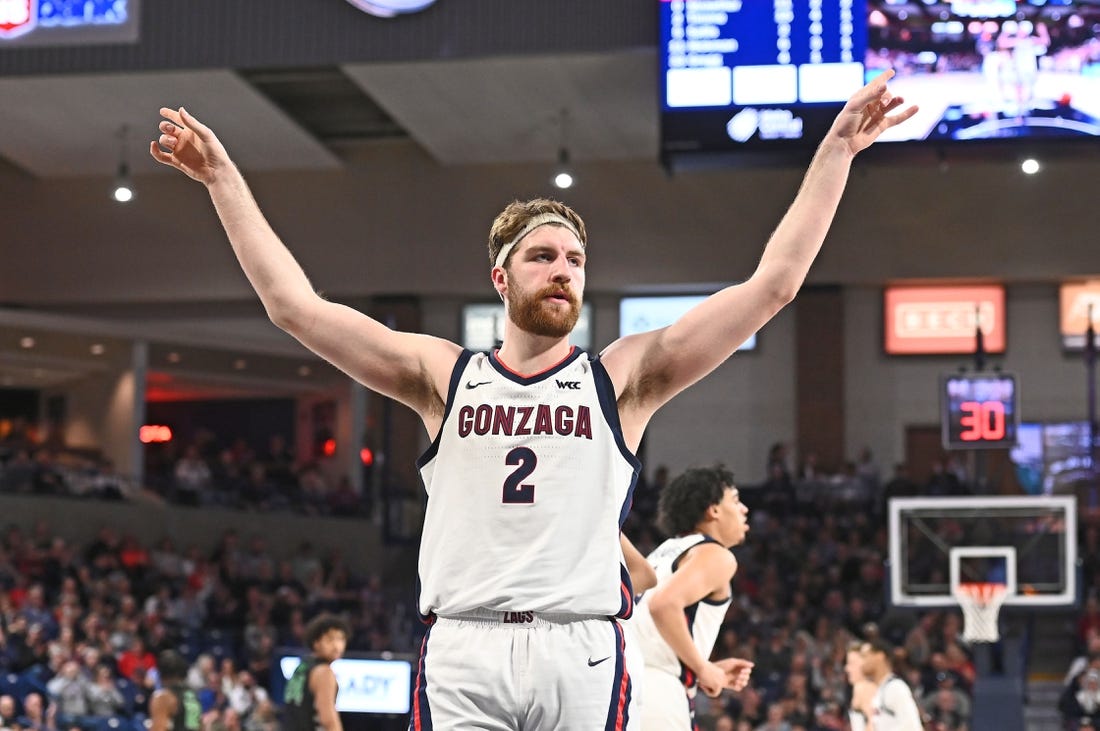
[496,333,573,376]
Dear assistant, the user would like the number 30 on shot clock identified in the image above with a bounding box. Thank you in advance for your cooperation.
[941,373,1019,449]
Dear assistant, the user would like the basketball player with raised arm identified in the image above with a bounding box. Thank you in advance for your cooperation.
[150,71,915,731]
[631,467,755,731]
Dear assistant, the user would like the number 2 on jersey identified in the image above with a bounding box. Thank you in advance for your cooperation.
[502,447,536,504]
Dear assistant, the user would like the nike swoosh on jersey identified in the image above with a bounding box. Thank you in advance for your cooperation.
[465,380,492,389]
[587,656,611,667]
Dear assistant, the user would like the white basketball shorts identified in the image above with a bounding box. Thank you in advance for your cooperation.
[409,609,641,730]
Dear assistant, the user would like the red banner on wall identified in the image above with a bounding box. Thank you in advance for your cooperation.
[884,285,1006,355]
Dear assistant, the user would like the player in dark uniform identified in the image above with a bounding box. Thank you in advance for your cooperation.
[284,614,350,731]
[150,650,201,731]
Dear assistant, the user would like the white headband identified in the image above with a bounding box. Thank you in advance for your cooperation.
[494,213,583,269]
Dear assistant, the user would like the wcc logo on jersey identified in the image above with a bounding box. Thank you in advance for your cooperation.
[345,0,438,18]
[0,0,37,39]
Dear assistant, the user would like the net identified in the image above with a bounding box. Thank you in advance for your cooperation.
[954,582,1008,643]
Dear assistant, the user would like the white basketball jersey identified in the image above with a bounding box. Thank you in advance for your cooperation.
[417,348,641,618]
[632,534,731,686]
[871,675,923,731]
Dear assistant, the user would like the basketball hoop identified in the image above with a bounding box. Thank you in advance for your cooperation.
[954,582,1007,643]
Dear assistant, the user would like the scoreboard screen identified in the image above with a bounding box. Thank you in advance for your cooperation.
[660,0,1100,168]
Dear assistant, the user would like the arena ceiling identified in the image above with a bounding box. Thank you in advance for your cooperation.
[0,4,1097,394]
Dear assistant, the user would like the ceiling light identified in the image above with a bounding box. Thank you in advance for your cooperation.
[298,365,312,377]
[553,147,575,190]
[233,359,247,370]
[1021,158,1040,175]
[551,108,575,190]
[90,343,106,356]
[111,125,135,203]
[167,352,181,363]
[19,337,35,349]
[112,164,134,203]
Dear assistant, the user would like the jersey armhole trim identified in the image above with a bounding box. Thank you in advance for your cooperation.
[416,349,475,469]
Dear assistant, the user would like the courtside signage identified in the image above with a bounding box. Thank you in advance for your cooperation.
[280,656,412,714]
[345,0,438,17]
[884,285,1005,355]
[0,0,137,46]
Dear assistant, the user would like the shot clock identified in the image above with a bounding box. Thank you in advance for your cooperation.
[941,373,1019,450]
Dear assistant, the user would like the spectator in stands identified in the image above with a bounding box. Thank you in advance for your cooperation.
[297,466,330,516]
[1062,668,1100,730]
[117,636,156,682]
[922,685,970,731]
[0,696,18,728]
[243,698,278,731]
[855,447,880,493]
[1079,596,1100,649]
[1067,632,1100,686]
[45,661,88,721]
[926,459,965,497]
[226,671,268,719]
[756,702,793,731]
[187,654,215,692]
[241,463,277,510]
[174,445,211,506]
[20,585,56,639]
[197,667,226,714]
[31,451,64,495]
[325,478,360,517]
[0,450,34,492]
[85,664,126,718]
[17,692,54,731]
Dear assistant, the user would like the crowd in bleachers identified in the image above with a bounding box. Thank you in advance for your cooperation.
[145,432,366,516]
[0,523,414,731]
[7,412,1100,730]
[0,419,131,502]
[0,418,367,517]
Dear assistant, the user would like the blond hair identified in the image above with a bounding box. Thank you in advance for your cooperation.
[487,199,587,268]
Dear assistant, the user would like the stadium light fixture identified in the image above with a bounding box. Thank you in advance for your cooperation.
[112,125,134,203]
[551,108,575,190]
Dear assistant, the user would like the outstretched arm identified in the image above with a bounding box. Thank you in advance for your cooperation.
[150,108,460,423]
[604,71,918,432]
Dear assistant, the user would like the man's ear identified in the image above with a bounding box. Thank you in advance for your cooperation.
[491,267,507,301]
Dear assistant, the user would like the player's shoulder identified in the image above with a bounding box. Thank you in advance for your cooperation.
[309,661,336,676]
[883,675,916,699]
[150,687,177,712]
[680,538,737,576]
[418,334,468,373]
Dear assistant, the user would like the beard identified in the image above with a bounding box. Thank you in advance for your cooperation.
[506,280,581,338]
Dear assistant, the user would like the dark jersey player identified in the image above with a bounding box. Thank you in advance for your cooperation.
[150,650,202,731]
[284,614,350,731]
